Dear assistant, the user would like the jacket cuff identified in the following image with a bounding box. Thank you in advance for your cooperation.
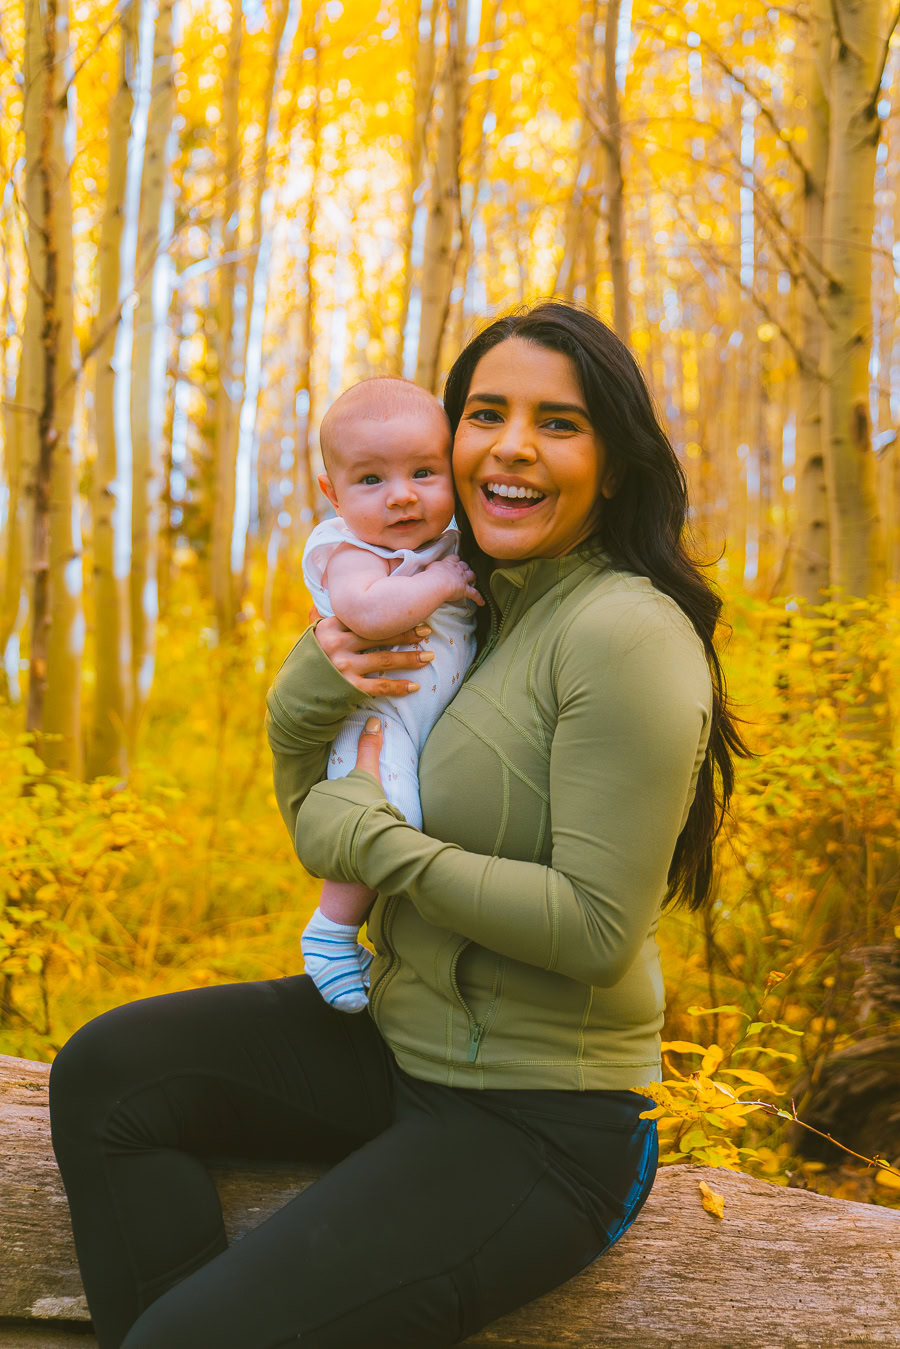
[294,770,407,881]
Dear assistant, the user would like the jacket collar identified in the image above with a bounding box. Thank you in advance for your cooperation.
[488,544,611,616]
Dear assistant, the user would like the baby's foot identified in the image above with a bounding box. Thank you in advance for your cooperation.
[301,908,370,1013]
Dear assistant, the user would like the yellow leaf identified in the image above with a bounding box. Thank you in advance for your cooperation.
[698,1179,725,1219]
[874,1168,900,1191]
[701,1044,725,1074]
[661,1040,709,1056]
[718,1067,781,1092]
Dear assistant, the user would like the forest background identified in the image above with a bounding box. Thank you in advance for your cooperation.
[1,0,899,1208]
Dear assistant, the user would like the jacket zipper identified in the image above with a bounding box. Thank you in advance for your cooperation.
[449,941,502,1063]
[368,895,399,1016]
[467,581,515,679]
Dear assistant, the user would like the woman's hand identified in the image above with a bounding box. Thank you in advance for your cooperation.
[309,607,434,698]
[355,716,384,785]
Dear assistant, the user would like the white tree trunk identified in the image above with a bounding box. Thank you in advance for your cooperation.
[130,0,176,733]
[820,0,887,599]
[88,0,143,778]
[416,0,468,394]
[786,0,831,604]
[26,0,84,777]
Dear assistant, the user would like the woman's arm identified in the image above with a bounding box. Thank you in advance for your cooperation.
[293,597,713,989]
[265,621,429,837]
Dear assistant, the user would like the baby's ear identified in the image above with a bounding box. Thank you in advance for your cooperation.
[318,472,341,513]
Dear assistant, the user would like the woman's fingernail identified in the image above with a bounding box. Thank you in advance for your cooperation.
[415,625,432,636]
[407,682,419,693]
[364,716,380,733]
[419,650,435,663]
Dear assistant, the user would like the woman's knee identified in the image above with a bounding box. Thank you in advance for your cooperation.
[49,1003,145,1136]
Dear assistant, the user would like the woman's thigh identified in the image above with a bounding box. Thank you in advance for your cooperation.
[119,1073,658,1349]
[50,972,395,1161]
[49,975,396,1348]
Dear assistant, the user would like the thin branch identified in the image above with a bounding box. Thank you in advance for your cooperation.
[632,9,811,184]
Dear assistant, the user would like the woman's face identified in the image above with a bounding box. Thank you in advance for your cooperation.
[452,338,616,562]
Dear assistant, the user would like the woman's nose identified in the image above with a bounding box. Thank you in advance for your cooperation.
[491,428,538,465]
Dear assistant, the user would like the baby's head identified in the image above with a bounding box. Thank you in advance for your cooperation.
[317,377,455,551]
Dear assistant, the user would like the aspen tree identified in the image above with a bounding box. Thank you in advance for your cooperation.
[27,0,84,776]
[785,0,830,604]
[89,0,141,779]
[293,18,322,528]
[565,0,628,338]
[131,0,176,734]
[0,225,25,703]
[556,0,601,302]
[416,0,468,394]
[603,0,629,343]
[224,0,302,610]
[820,0,890,598]
[395,0,439,375]
[447,0,498,360]
[211,0,243,633]
[1,0,46,702]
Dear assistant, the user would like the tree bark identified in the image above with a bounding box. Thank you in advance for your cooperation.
[228,0,302,598]
[394,0,439,376]
[785,0,831,604]
[2,1054,899,1346]
[293,16,322,529]
[820,0,887,599]
[25,0,83,777]
[210,0,243,634]
[130,0,175,736]
[88,0,141,779]
[603,0,629,343]
[416,0,468,394]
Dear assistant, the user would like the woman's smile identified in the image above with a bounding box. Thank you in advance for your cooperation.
[452,338,616,561]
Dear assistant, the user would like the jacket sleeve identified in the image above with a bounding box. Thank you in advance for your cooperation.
[265,626,368,840]
[294,596,713,988]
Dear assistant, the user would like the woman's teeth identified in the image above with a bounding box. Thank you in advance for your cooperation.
[485,482,545,501]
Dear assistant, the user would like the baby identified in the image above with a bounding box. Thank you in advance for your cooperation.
[299,376,482,1012]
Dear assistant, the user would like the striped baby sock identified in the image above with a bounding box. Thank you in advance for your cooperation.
[301,907,373,1013]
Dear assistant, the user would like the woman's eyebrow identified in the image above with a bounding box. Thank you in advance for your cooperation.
[465,392,589,418]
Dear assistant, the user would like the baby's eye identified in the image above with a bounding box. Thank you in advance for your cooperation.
[361,474,381,485]
[412,469,433,479]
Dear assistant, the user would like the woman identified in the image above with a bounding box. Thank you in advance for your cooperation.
[49,302,750,1348]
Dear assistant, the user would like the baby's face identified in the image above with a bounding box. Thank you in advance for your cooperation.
[319,411,456,551]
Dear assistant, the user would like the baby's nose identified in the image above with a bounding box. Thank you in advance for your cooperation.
[386,480,418,505]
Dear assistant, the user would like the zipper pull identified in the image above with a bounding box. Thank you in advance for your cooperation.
[467,1025,483,1062]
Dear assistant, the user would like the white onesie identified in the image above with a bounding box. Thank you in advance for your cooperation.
[301,517,477,829]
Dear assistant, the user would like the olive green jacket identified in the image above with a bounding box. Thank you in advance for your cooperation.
[266,547,712,1090]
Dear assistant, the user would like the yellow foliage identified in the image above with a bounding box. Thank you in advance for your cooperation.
[698,1180,725,1219]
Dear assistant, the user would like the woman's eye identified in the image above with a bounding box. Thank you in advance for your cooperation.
[361,475,381,485]
[412,469,432,479]
[545,418,578,432]
[469,408,502,423]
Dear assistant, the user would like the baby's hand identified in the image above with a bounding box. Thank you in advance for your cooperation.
[426,554,485,607]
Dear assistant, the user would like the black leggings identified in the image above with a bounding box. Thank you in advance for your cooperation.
[49,973,658,1349]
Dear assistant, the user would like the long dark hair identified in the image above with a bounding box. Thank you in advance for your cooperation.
[443,300,756,915]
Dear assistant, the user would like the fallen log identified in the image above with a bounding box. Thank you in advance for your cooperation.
[2,1053,899,1347]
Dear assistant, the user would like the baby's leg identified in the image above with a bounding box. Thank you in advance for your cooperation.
[301,881,375,1014]
[304,708,420,1013]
